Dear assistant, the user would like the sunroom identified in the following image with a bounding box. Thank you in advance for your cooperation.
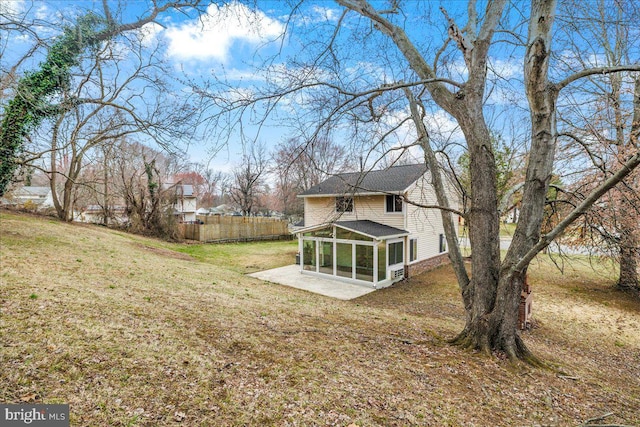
[296,220,409,288]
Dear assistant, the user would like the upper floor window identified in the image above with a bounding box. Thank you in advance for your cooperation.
[336,196,353,213]
[386,194,403,213]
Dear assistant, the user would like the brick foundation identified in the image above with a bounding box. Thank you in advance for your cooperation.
[406,253,451,278]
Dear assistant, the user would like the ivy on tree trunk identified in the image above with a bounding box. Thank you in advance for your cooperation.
[0,13,106,196]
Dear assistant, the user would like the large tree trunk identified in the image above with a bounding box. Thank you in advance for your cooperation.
[618,228,639,291]
[449,0,558,362]
[450,108,504,354]
[617,78,640,292]
[408,86,531,358]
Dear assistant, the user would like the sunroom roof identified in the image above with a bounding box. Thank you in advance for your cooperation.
[335,220,409,239]
[297,220,409,240]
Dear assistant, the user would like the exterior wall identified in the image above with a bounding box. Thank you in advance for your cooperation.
[303,195,405,229]
[175,196,197,222]
[406,252,450,278]
[183,212,197,222]
[304,197,337,226]
[8,187,54,208]
[404,172,459,264]
[181,197,197,213]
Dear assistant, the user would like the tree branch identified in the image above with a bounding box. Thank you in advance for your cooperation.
[335,0,456,111]
[515,151,640,271]
[555,65,640,92]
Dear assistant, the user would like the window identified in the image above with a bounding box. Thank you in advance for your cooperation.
[378,245,387,281]
[335,228,373,241]
[388,241,403,265]
[336,196,353,213]
[302,240,316,271]
[439,234,447,253]
[355,245,374,282]
[410,239,418,262]
[386,195,403,213]
[336,243,353,278]
[319,241,333,275]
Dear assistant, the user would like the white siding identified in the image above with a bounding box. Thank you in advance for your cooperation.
[301,169,461,265]
[404,172,459,262]
[304,197,337,226]
[304,195,405,229]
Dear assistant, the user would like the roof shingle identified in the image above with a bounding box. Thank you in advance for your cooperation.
[335,220,409,239]
[299,163,428,196]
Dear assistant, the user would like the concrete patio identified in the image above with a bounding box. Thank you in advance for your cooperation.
[248,264,376,300]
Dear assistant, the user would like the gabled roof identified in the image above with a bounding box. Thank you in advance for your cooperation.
[299,163,428,197]
[296,220,409,240]
[163,183,194,197]
[335,220,409,239]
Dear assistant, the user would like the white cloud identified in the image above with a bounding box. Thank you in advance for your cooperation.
[489,58,522,79]
[164,1,284,63]
[0,0,25,17]
[312,5,339,22]
[138,22,164,47]
[424,109,463,140]
[289,5,341,26]
[34,3,49,20]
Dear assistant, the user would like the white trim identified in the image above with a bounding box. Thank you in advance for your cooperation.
[333,223,409,241]
[386,238,405,282]
[385,194,404,214]
[298,191,403,199]
[296,222,332,234]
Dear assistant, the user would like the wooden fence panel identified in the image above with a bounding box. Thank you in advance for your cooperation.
[179,216,291,242]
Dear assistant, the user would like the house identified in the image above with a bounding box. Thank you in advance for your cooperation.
[5,186,55,209]
[164,184,197,223]
[77,204,128,225]
[295,163,458,288]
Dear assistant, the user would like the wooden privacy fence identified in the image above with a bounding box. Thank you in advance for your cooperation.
[179,215,292,243]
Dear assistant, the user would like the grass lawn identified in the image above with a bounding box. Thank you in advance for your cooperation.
[1,210,638,426]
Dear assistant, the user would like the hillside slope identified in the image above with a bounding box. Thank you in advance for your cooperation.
[1,211,638,426]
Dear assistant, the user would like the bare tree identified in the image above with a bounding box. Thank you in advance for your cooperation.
[0,0,206,196]
[111,138,183,238]
[552,0,640,292]
[18,24,200,222]
[229,142,268,216]
[198,0,640,361]
[271,136,354,217]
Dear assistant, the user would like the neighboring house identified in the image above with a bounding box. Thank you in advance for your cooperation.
[5,186,55,209]
[165,184,197,223]
[206,204,237,216]
[77,205,128,225]
[295,163,458,288]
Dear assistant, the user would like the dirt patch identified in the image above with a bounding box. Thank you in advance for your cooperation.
[131,242,195,261]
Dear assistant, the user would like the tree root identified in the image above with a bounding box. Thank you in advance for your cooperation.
[449,329,547,368]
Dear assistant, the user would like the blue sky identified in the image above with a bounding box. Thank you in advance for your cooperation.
[2,1,345,172]
[2,0,530,174]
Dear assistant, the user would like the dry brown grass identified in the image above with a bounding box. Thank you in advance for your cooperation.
[1,210,638,426]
